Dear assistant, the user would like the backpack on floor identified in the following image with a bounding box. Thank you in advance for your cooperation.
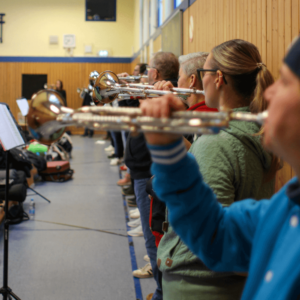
[7,203,29,225]
[40,161,74,182]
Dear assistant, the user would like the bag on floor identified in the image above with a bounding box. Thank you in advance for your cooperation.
[57,133,73,156]
[40,161,74,182]
[7,203,29,225]
[46,143,69,161]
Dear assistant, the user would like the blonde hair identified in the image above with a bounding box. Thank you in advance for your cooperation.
[211,39,274,113]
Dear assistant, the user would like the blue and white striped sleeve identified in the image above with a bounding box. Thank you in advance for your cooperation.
[148,138,187,165]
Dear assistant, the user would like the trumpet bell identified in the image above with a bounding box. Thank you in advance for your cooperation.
[94,71,120,104]
[27,89,66,145]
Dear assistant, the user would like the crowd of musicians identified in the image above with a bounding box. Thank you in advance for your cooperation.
[82,36,300,300]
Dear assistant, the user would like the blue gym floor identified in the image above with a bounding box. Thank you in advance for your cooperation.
[0,135,156,300]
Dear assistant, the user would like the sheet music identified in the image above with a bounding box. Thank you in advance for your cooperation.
[16,98,29,116]
[0,104,25,151]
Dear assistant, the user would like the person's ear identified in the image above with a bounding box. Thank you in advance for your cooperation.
[215,70,225,89]
[189,74,197,88]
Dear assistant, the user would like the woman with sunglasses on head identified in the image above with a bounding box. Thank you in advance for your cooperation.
[141,39,278,300]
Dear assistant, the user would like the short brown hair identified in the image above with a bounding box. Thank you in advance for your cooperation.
[151,52,179,80]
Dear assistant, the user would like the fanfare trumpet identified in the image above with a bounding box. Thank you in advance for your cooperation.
[44,83,55,89]
[27,89,268,145]
[93,71,205,104]
[118,75,148,82]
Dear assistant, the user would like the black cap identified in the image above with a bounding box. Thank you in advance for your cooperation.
[284,36,300,79]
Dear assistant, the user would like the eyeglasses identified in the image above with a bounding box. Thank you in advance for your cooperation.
[197,68,227,84]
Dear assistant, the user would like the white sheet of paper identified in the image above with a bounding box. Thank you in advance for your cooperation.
[0,105,25,151]
[16,98,29,116]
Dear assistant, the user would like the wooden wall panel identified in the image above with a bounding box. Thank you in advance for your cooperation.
[183,0,300,190]
[0,62,131,134]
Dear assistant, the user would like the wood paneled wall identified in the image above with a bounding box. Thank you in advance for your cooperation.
[184,0,299,79]
[183,0,299,189]
[0,62,131,133]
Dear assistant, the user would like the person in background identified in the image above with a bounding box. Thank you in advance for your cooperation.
[141,39,278,300]
[125,52,179,300]
[55,80,67,106]
[81,88,94,137]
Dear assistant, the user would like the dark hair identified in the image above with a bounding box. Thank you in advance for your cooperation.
[211,39,274,113]
[152,52,179,80]
[138,63,147,74]
[57,80,63,90]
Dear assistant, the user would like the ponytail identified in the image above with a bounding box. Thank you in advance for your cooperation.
[250,66,274,113]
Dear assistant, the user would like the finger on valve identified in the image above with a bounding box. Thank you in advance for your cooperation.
[162,81,174,91]
[141,95,183,145]
[140,94,186,118]
[117,72,130,77]
[154,80,167,90]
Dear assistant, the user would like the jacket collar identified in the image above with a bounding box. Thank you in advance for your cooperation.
[286,178,300,204]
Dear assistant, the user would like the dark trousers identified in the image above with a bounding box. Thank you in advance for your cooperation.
[110,131,123,158]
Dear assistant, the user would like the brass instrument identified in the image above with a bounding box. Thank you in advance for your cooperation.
[118,75,148,82]
[27,89,268,145]
[93,71,205,104]
[44,83,55,89]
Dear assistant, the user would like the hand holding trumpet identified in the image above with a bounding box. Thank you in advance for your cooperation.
[140,94,187,145]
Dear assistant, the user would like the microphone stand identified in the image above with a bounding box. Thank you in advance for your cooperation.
[0,151,21,300]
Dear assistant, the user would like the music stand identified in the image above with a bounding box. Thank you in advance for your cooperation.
[0,103,25,300]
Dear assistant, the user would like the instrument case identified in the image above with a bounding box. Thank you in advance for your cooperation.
[40,161,74,182]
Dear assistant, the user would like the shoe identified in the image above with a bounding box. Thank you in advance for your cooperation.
[127,196,136,202]
[117,173,131,186]
[129,208,139,215]
[105,145,114,152]
[127,217,141,228]
[122,186,134,196]
[127,197,137,205]
[132,263,153,278]
[110,158,121,166]
[127,201,137,207]
[144,254,150,262]
[107,153,116,159]
[81,134,88,137]
[119,165,128,171]
[146,293,154,300]
[127,225,143,237]
[130,210,140,219]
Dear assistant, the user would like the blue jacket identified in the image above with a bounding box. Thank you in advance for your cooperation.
[148,138,300,300]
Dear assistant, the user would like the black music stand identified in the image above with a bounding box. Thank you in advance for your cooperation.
[0,104,25,300]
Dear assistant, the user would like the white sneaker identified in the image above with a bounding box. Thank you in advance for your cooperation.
[110,158,121,166]
[105,145,114,152]
[132,263,153,278]
[130,210,140,219]
[144,254,150,262]
[127,218,141,228]
[127,225,143,237]
[129,208,139,215]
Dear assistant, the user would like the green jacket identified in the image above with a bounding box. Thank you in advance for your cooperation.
[157,107,275,297]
